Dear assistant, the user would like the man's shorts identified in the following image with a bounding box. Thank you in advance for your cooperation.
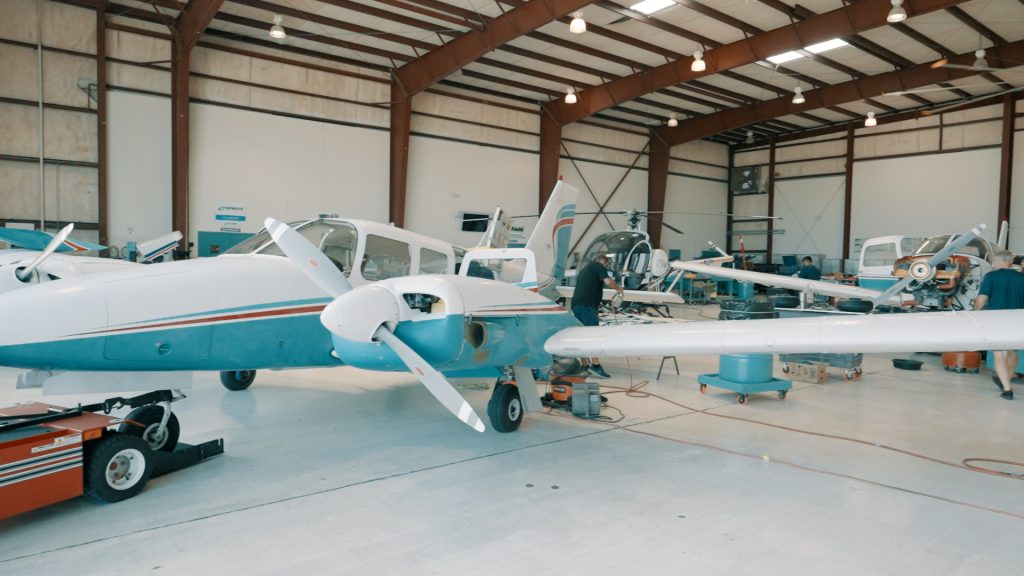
[571,305,600,327]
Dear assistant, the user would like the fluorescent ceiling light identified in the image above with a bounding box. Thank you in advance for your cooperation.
[630,0,675,15]
[766,38,848,65]
[806,38,849,54]
[766,51,801,65]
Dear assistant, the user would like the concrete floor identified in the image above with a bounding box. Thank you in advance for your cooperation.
[0,311,1021,575]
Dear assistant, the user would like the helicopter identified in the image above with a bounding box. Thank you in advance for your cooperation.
[571,209,682,292]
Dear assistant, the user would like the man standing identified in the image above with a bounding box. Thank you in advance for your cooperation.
[974,250,1024,400]
[796,256,822,281]
[571,254,623,379]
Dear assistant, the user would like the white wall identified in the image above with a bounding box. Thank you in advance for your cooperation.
[772,175,845,258]
[107,90,171,249]
[662,175,728,259]
[851,148,1001,246]
[558,158,647,260]
[403,136,537,247]
[190,102,389,244]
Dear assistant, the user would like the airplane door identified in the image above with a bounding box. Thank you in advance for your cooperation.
[102,269,214,366]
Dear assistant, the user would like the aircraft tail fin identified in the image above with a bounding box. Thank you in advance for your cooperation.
[477,208,511,249]
[526,180,578,299]
[0,227,106,252]
[998,220,1009,250]
[138,231,183,262]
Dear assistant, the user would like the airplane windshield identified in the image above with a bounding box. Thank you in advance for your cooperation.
[915,235,952,255]
[914,235,990,260]
[224,220,359,273]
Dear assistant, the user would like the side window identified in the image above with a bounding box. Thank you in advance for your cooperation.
[361,235,411,281]
[863,243,897,267]
[419,248,448,274]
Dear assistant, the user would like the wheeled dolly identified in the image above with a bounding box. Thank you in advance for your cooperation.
[699,354,792,404]
[0,390,223,521]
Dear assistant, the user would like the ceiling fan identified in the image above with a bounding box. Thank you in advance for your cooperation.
[930,49,1024,73]
[918,84,1024,116]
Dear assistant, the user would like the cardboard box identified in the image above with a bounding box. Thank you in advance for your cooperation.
[789,362,830,383]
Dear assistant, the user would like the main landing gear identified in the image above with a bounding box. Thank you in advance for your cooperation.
[488,379,523,433]
[220,370,257,391]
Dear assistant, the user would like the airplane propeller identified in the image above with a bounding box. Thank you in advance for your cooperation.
[264,218,486,432]
[15,223,74,282]
[870,223,985,307]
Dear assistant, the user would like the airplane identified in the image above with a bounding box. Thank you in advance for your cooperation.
[671,224,997,314]
[0,226,184,294]
[0,182,579,401]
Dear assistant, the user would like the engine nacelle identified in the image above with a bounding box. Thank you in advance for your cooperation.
[0,264,38,294]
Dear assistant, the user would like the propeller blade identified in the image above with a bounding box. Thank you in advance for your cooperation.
[871,223,986,306]
[374,327,486,432]
[16,223,73,282]
[264,218,353,297]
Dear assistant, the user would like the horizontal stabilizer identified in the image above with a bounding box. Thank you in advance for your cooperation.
[0,228,106,252]
[138,231,183,262]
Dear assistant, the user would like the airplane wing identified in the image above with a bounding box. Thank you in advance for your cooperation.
[555,286,684,305]
[671,260,892,303]
[545,309,1024,357]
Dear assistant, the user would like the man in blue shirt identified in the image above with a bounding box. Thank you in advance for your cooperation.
[571,255,623,378]
[796,256,822,281]
[974,250,1024,400]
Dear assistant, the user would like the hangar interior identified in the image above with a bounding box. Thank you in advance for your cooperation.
[0,0,1023,573]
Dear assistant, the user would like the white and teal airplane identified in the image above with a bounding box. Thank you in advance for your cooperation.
[0,183,580,414]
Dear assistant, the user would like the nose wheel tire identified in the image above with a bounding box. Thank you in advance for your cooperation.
[118,405,180,451]
[487,383,523,433]
[84,433,152,503]
[220,370,257,391]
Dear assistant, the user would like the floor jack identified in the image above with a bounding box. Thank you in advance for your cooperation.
[0,390,223,521]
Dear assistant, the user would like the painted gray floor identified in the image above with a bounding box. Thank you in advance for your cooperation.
[0,316,1021,574]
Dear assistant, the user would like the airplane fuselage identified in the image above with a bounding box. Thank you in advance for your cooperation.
[0,254,336,371]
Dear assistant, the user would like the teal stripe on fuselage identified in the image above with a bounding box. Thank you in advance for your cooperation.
[0,314,337,371]
[332,312,579,373]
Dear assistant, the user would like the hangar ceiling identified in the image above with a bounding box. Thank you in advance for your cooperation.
[75,0,1024,144]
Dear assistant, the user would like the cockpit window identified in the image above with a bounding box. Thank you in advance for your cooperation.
[914,235,989,261]
[360,235,411,280]
[915,235,952,256]
[223,220,358,274]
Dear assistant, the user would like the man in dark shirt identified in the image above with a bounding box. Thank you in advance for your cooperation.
[975,250,1024,400]
[796,256,822,281]
[571,255,623,378]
